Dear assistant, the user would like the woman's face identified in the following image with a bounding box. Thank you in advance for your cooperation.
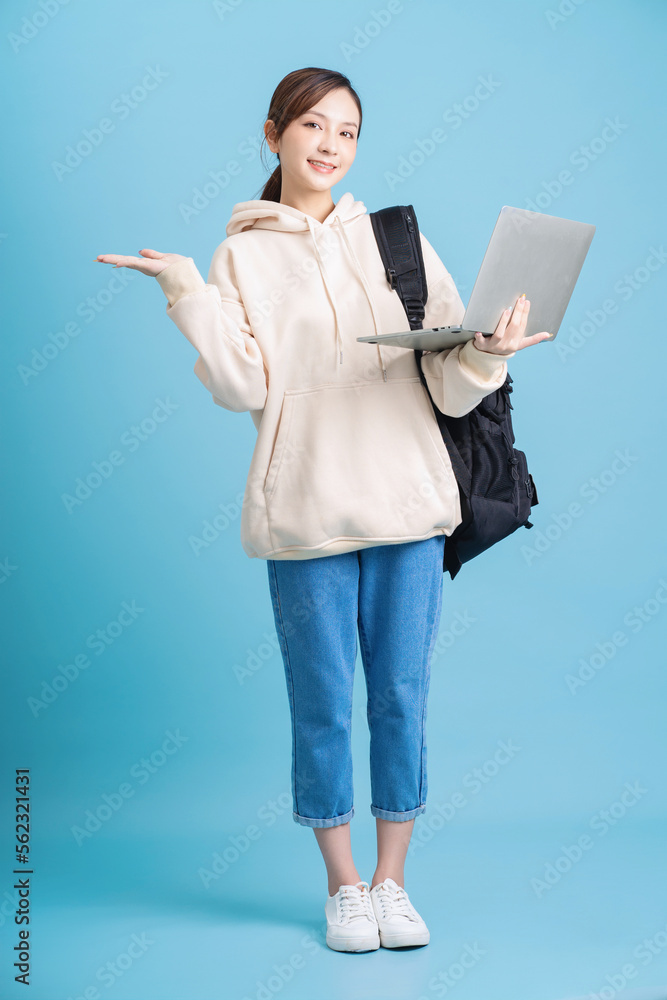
[266,87,360,195]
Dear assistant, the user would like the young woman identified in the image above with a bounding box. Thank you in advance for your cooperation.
[95,66,550,954]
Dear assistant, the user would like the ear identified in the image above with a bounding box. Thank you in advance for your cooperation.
[264,119,279,154]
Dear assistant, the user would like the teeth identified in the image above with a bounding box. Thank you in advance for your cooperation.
[309,160,334,169]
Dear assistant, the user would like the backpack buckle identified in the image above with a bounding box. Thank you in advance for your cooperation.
[386,267,398,290]
[405,298,425,324]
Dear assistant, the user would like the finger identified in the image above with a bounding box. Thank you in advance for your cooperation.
[138,249,164,258]
[510,295,527,323]
[509,297,530,339]
[520,331,553,348]
[492,307,512,337]
[95,254,143,268]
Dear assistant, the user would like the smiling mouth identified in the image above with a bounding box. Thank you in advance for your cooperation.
[308,159,337,171]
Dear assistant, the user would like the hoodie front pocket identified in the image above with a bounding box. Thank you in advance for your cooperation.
[263,391,296,500]
[262,378,461,553]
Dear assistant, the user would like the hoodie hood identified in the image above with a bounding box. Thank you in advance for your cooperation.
[225,192,387,378]
[225,190,367,235]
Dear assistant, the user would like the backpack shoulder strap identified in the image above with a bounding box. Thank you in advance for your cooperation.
[370,204,473,497]
[370,205,427,330]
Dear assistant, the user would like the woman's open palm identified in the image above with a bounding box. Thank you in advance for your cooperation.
[94,248,186,277]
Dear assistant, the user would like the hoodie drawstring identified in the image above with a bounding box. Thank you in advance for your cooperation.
[336,217,387,382]
[306,217,345,369]
[305,215,387,381]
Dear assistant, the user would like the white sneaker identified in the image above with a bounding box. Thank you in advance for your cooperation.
[370,877,430,948]
[325,880,380,952]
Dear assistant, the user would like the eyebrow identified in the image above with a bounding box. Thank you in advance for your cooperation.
[301,110,359,129]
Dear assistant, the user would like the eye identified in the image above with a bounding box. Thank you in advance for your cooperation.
[303,122,356,139]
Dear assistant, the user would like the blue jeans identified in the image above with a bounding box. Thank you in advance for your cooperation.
[266,534,446,828]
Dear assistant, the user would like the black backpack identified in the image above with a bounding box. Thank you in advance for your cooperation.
[369,204,539,580]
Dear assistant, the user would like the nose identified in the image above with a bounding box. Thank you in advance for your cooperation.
[318,132,337,155]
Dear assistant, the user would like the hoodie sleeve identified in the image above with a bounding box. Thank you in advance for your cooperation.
[155,245,268,413]
[417,232,515,418]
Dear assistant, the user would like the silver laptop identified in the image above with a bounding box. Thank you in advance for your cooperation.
[357,205,595,350]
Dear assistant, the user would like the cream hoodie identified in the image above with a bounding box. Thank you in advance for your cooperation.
[155,191,515,561]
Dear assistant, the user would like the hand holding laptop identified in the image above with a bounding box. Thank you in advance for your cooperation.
[471,292,552,356]
[357,206,595,354]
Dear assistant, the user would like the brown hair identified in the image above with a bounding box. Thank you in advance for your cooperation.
[254,67,362,203]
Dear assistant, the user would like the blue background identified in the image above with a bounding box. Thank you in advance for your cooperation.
[1,1,666,998]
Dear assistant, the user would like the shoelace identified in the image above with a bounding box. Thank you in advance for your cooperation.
[375,883,418,921]
[337,883,375,923]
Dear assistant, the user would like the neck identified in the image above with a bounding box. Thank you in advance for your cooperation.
[278,181,336,223]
